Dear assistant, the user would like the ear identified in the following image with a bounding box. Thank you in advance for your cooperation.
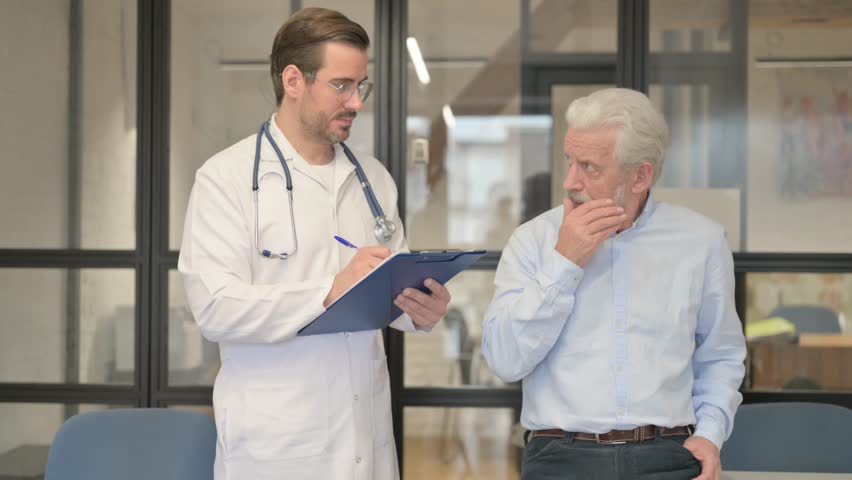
[281,65,305,101]
[630,161,654,194]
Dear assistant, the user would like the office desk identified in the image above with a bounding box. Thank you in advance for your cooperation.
[723,471,851,479]
[799,333,852,348]
[750,334,852,389]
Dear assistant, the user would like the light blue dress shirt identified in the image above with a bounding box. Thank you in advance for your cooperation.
[481,194,746,449]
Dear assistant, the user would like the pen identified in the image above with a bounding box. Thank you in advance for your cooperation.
[334,235,359,249]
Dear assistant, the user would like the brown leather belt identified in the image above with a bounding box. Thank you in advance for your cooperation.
[529,425,693,444]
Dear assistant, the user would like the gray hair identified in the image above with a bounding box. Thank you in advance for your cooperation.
[565,88,669,186]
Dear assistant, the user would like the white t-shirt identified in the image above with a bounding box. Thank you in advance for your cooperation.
[309,161,336,192]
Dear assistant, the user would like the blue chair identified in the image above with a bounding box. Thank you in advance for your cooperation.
[769,305,841,334]
[45,408,216,480]
[721,402,852,473]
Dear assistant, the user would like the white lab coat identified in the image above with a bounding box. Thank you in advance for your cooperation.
[178,115,420,480]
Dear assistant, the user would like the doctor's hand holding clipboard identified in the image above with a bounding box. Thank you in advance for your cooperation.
[326,236,451,329]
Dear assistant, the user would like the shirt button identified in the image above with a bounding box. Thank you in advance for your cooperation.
[617,409,625,416]
[354,394,359,401]
[616,364,624,373]
[355,457,361,463]
[344,332,350,338]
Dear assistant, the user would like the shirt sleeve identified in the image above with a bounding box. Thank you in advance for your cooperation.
[691,231,747,449]
[481,226,584,382]
[178,167,333,344]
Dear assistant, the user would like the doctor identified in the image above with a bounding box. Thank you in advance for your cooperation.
[178,8,450,480]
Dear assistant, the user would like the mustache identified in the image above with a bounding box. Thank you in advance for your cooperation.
[564,187,626,207]
[564,190,591,204]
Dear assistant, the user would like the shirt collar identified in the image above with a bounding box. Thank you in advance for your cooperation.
[260,114,302,164]
[619,191,657,235]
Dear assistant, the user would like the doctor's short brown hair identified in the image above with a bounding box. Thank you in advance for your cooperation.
[270,7,369,106]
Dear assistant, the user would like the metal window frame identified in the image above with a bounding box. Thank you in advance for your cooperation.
[0,0,155,409]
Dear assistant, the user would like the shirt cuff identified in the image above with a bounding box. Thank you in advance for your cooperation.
[390,313,433,333]
[693,405,727,450]
[537,247,584,292]
[315,274,336,308]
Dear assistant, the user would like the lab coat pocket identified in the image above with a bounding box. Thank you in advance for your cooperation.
[371,357,393,448]
[237,383,329,461]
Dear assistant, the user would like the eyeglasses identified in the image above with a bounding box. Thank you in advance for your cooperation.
[304,72,374,103]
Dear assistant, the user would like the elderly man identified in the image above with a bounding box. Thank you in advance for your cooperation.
[482,88,746,480]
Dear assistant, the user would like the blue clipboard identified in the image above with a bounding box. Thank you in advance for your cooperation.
[298,250,486,336]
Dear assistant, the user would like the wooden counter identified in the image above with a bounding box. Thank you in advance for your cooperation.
[749,334,852,390]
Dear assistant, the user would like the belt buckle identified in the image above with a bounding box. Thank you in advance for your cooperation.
[594,433,627,445]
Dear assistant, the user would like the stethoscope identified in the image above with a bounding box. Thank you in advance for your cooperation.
[252,121,396,259]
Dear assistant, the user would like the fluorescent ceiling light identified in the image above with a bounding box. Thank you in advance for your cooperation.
[442,104,456,129]
[406,37,431,84]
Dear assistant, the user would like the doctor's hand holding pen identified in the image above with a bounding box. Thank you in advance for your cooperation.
[325,236,451,329]
[323,240,391,307]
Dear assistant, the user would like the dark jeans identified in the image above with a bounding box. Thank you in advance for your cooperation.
[521,432,701,480]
